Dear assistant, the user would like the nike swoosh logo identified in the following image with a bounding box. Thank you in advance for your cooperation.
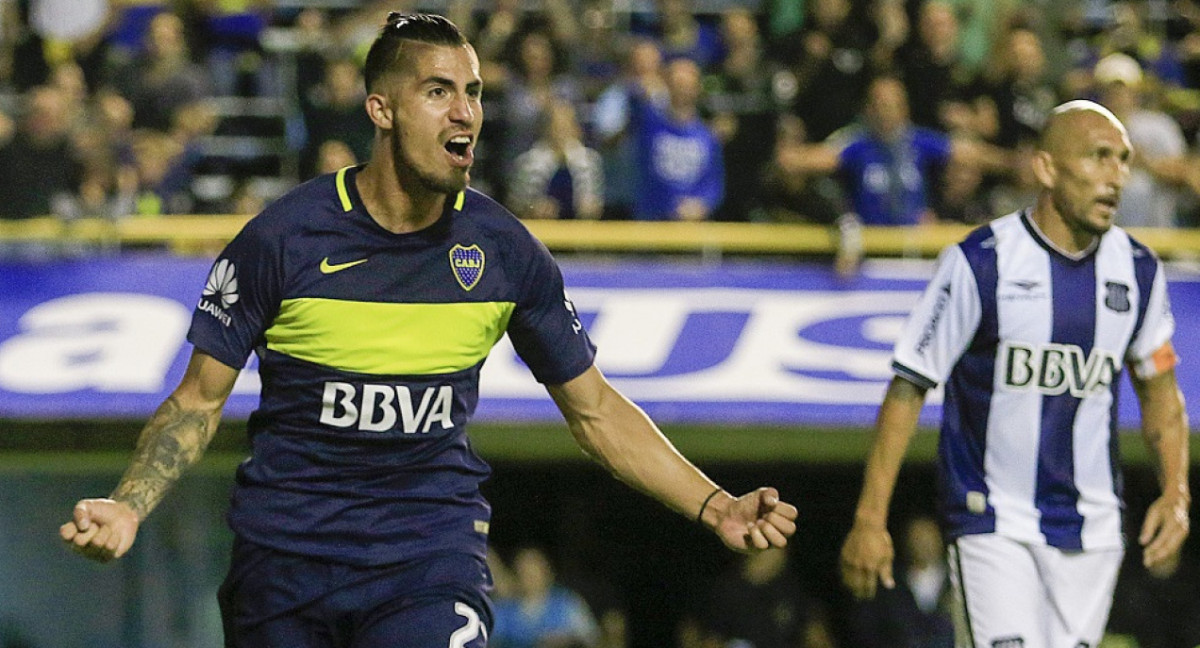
[319,257,368,274]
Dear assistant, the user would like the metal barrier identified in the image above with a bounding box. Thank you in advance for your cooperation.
[2,215,1200,259]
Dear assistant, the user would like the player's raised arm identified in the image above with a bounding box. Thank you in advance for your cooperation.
[59,349,238,562]
[840,375,928,599]
[545,364,797,553]
[1130,363,1191,571]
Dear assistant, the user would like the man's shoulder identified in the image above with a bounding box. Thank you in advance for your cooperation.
[1101,224,1160,264]
[247,174,340,227]
[950,211,1023,261]
[458,188,535,239]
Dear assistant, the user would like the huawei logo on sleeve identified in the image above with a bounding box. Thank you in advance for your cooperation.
[203,259,240,308]
[198,259,239,327]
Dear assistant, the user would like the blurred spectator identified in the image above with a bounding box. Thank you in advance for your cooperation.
[696,547,837,648]
[290,7,336,99]
[508,99,604,220]
[101,0,170,63]
[227,178,267,216]
[59,89,138,220]
[986,140,1039,216]
[314,138,358,177]
[706,8,784,222]
[633,0,723,70]
[933,158,992,224]
[772,0,905,142]
[571,0,625,97]
[591,38,667,220]
[107,11,213,131]
[300,57,371,180]
[191,0,273,97]
[793,76,1009,226]
[758,114,843,226]
[631,56,724,221]
[1090,1,1188,90]
[0,85,83,219]
[495,29,585,199]
[1094,52,1191,229]
[47,60,90,134]
[25,0,111,87]
[942,0,1020,76]
[894,1,990,137]
[845,515,955,648]
[980,26,1058,147]
[763,0,805,43]
[120,100,217,219]
[449,0,580,91]
[491,546,601,648]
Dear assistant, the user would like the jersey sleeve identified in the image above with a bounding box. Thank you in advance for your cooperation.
[185,218,283,370]
[891,245,982,389]
[1127,259,1178,380]
[506,236,597,385]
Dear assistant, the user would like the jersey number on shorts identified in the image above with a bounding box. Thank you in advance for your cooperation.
[449,602,486,648]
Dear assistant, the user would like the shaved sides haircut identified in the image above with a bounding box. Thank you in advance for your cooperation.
[363,12,468,93]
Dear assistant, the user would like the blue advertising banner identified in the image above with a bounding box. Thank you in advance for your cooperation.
[1,255,1198,428]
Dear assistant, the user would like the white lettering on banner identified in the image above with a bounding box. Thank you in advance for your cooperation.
[319,381,455,433]
[0,293,190,393]
[480,288,924,404]
[586,294,690,373]
[0,288,923,405]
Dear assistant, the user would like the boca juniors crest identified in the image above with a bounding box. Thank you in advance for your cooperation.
[449,244,485,291]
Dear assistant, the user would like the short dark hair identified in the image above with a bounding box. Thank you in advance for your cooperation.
[363,13,467,93]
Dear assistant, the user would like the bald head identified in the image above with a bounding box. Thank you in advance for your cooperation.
[1039,100,1128,157]
[1030,99,1131,247]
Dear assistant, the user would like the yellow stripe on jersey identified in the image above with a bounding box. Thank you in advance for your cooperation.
[453,191,465,211]
[265,298,515,375]
[335,167,353,212]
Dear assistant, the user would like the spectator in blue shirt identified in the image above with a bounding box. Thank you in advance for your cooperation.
[491,546,601,648]
[630,57,724,221]
[784,75,1010,226]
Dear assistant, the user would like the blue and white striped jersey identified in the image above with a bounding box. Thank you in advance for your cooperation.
[892,210,1178,551]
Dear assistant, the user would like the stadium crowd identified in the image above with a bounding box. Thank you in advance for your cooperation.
[3,2,1200,648]
[0,0,1199,233]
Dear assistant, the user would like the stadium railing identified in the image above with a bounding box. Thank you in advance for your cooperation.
[3,215,1200,259]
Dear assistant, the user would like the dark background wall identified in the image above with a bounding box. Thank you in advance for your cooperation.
[2,425,1194,648]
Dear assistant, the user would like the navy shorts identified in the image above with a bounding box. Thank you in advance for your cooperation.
[218,538,494,648]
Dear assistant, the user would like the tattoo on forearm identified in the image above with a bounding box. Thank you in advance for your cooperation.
[110,396,214,519]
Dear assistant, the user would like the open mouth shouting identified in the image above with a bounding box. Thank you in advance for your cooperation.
[445,134,474,168]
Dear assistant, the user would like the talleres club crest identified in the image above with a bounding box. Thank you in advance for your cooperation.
[449,244,485,291]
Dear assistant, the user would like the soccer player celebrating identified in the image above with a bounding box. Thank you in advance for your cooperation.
[59,14,797,648]
[840,100,1190,647]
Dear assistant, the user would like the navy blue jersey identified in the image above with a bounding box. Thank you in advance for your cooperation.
[188,166,596,565]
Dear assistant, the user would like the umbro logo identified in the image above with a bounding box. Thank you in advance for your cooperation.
[320,257,368,274]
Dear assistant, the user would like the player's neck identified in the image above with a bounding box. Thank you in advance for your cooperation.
[1031,198,1099,257]
[356,160,446,234]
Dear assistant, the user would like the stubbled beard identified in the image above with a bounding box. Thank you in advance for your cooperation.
[390,126,468,195]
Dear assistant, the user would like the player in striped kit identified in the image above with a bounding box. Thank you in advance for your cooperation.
[840,100,1190,648]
